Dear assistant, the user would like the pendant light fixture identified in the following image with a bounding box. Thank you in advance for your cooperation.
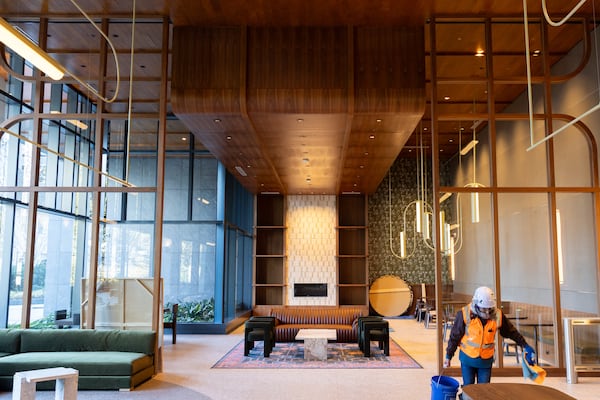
[0,17,65,80]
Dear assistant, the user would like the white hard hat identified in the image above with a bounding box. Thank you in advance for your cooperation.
[472,286,496,309]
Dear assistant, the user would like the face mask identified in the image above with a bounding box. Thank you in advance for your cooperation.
[476,306,496,319]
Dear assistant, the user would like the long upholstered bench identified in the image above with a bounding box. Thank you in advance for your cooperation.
[253,306,366,342]
[0,328,156,391]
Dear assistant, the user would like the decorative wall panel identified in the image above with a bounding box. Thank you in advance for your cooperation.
[368,157,451,286]
[286,195,337,305]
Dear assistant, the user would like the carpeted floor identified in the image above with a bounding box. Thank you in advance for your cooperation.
[212,339,422,369]
[0,379,212,400]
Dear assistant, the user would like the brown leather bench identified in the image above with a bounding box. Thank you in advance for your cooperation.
[253,306,365,343]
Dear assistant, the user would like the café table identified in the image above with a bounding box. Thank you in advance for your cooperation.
[462,383,575,400]
[516,320,554,365]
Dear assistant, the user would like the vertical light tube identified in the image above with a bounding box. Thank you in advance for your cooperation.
[471,192,480,223]
[415,200,423,233]
[423,212,431,240]
[556,209,564,284]
[444,223,451,255]
[400,231,406,258]
[439,211,447,252]
[449,236,456,280]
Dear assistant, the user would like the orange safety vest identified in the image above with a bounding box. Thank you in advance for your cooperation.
[459,304,502,359]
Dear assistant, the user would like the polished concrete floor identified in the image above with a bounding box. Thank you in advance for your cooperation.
[151,317,599,400]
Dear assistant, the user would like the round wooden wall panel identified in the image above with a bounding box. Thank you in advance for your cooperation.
[369,275,413,317]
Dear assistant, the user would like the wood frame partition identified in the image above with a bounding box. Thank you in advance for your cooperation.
[430,16,600,377]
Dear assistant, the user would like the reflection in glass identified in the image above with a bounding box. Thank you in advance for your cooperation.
[498,193,556,366]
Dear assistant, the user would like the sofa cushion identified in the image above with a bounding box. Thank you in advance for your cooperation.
[0,329,21,354]
[19,329,155,355]
[270,307,363,325]
[0,351,153,376]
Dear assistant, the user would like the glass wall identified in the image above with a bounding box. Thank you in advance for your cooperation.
[0,48,254,331]
[433,18,600,374]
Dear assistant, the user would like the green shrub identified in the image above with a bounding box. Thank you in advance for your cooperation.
[165,298,214,323]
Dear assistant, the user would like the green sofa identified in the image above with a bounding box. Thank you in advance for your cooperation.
[0,329,156,391]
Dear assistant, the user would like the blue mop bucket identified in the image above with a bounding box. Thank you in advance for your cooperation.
[431,375,460,400]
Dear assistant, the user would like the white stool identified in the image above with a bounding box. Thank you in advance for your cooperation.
[13,367,78,400]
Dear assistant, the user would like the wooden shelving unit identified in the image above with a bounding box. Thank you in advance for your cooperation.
[337,194,368,306]
[254,194,286,306]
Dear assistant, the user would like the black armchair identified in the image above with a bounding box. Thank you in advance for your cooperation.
[164,303,178,344]
[357,316,383,351]
[55,309,80,329]
[244,316,276,357]
[358,316,390,357]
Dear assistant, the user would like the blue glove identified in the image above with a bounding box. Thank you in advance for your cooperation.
[524,344,536,365]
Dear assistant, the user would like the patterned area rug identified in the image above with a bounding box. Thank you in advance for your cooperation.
[212,340,422,369]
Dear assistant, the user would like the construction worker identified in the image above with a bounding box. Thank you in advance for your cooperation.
[443,286,535,386]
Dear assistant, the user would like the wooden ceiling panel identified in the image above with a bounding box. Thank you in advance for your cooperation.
[250,114,347,136]
[171,25,426,194]
[254,113,347,195]
[435,55,487,80]
[1,1,595,194]
[47,22,102,51]
[434,22,486,53]
[168,0,432,26]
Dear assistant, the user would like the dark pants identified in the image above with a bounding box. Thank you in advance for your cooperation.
[461,363,492,385]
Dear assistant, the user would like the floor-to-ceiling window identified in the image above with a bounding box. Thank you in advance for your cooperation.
[0,20,254,332]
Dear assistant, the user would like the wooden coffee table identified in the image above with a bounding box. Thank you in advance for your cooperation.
[294,329,337,361]
[462,383,576,400]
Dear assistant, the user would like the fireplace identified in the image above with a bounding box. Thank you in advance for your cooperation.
[294,283,327,297]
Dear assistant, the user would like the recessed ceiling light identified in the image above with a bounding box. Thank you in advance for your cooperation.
[475,49,485,57]
[449,139,454,143]
[376,119,382,123]
[297,118,304,123]
[214,118,221,123]
[234,166,247,176]
[444,96,451,100]
[182,137,187,141]
[226,135,232,140]
[369,134,375,139]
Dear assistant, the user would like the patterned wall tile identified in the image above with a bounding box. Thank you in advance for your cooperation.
[368,157,451,287]
[286,195,337,305]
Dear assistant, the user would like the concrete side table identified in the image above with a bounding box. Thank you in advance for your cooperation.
[13,367,79,400]
[294,329,337,361]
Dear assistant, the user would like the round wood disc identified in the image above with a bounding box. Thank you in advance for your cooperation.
[369,275,413,317]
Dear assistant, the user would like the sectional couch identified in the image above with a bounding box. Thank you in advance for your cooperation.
[0,328,156,391]
[253,306,366,342]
